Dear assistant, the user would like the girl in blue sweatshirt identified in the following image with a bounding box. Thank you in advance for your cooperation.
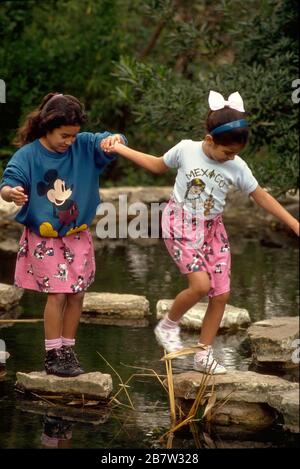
[0,92,126,377]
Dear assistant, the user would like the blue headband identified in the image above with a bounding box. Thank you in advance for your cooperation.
[210,119,248,136]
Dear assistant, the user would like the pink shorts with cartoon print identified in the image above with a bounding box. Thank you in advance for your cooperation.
[162,199,231,297]
[14,228,95,293]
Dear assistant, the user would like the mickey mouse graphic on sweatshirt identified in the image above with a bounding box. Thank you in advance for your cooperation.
[0,132,126,237]
[37,169,81,236]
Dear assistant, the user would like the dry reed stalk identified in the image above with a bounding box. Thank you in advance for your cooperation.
[116,365,182,415]
[189,421,202,448]
[0,319,44,324]
[159,414,195,442]
[120,362,167,388]
[188,373,214,419]
[202,391,217,420]
[29,391,57,406]
[109,372,165,406]
[97,351,135,410]
[209,389,234,418]
[166,432,174,449]
[164,352,176,426]
[160,345,207,361]
[109,397,135,410]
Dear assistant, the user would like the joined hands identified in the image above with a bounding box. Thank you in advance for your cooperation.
[101,134,124,153]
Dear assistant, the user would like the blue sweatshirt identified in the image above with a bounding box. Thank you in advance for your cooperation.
[0,132,126,237]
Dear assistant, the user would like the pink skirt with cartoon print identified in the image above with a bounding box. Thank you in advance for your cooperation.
[14,228,95,293]
[162,199,231,298]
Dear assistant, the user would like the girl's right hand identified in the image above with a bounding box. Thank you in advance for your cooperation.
[9,186,28,206]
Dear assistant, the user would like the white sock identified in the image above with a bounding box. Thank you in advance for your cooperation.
[160,316,179,330]
[195,344,212,362]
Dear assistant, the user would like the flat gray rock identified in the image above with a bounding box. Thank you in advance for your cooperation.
[247,317,299,367]
[82,292,150,326]
[171,369,299,433]
[157,299,251,331]
[0,283,24,311]
[268,388,299,433]
[16,371,113,399]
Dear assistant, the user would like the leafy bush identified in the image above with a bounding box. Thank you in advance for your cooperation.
[0,0,298,191]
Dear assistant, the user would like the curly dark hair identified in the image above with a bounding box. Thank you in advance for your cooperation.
[14,92,87,147]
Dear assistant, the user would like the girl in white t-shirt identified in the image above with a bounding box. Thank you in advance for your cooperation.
[102,91,299,374]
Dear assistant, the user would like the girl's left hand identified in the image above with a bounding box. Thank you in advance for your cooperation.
[101,134,124,153]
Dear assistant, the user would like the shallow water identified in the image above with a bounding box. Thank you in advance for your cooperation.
[0,235,299,448]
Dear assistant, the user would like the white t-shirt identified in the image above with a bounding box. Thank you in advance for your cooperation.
[163,139,258,219]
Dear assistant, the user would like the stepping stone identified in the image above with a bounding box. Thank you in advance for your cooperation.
[247,317,299,368]
[82,292,150,327]
[0,283,24,311]
[170,369,299,434]
[15,371,113,400]
[157,299,251,332]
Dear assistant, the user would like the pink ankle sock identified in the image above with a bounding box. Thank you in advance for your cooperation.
[160,316,179,330]
[45,338,62,351]
[61,337,75,347]
[195,344,212,362]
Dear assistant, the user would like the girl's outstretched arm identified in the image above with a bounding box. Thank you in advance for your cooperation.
[250,186,299,236]
[105,142,169,174]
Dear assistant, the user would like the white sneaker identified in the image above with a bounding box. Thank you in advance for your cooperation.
[193,350,227,375]
[154,321,184,354]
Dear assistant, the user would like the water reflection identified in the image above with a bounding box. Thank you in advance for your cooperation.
[0,238,298,322]
[0,236,298,449]
[41,415,73,448]
[90,239,299,322]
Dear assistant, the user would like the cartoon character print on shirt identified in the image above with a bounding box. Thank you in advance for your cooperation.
[183,177,216,218]
[184,178,206,210]
[37,170,87,237]
[185,166,228,217]
[203,189,215,217]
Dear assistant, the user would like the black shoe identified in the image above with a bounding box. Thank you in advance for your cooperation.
[41,415,73,447]
[44,348,83,377]
[61,345,85,375]
[43,415,73,439]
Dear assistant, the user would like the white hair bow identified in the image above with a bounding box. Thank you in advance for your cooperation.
[208,90,245,112]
